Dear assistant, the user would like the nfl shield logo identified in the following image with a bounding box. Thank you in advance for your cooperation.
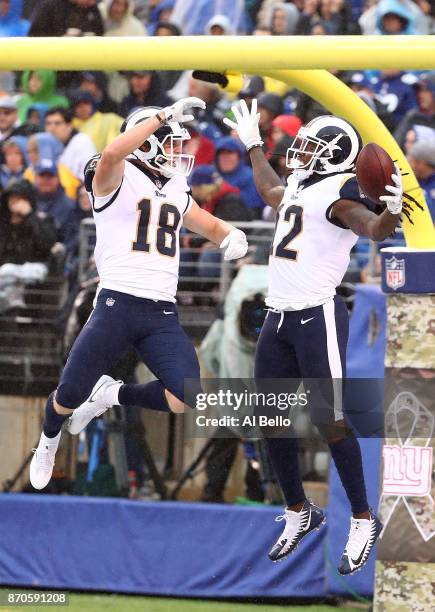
[385,256,405,290]
[106,297,115,307]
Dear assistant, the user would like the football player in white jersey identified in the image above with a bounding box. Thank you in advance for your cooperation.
[30,97,248,491]
[224,100,414,574]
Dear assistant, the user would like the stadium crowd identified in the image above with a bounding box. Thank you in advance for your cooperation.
[0,0,434,499]
[0,1,434,289]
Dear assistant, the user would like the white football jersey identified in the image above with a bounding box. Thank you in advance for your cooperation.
[90,160,192,302]
[267,172,367,311]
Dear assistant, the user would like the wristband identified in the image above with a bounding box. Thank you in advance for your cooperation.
[155,112,166,124]
[246,142,263,153]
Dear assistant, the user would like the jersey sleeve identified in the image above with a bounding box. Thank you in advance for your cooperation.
[91,178,124,213]
[326,175,376,229]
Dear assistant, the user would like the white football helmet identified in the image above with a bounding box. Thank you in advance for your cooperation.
[286,116,363,181]
[121,106,195,178]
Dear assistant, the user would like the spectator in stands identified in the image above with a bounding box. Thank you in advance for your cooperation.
[0,96,19,145]
[147,0,175,34]
[270,2,300,34]
[29,0,104,37]
[154,20,180,36]
[0,71,15,97]
[17,70,69,123]
[69,90,123,153]
[72,183,93,226]
[0,179,56,312]
[375,0,417,34]
[33,159,78,259]
[257,92,284,152]
[296,0,360,35]
[0,0,30,36]
[183,122,215,167]
[99,0,147,36]
[395,73,435,148]
[187,76,229,141]
[345,71,393,130]
[416,0,435,33]
[0,96,39,147]
[270,114,302,148]
[214,136,264,217]
[25,103,49,129]
[0,136,27,187]
[75,71,119,115]
[66,183,94,281]
[171,0,248,34]
[187,164,251,279]
[44,107,96,184]
[359,0,429,34]
[190,164,251,221]
[205,14,234,34]
[408,141,435,222]
[372,71,417,131]
[238,76,265,109]
[119,71,172,118]
[269,134,293,183]
[403,124,435,156]
[25,132,80,199]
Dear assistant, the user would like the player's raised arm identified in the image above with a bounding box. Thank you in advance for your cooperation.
[184,201,248,261]
[223,99,285,209]
[331,166,404,241]
[94,97,206,196]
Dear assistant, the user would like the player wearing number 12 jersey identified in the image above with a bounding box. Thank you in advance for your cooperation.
[30,97,248,491]
[224,100,415,575]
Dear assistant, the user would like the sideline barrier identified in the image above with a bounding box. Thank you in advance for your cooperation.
[0,496,327,597]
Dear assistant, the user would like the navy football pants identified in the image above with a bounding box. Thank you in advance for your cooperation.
[255,296,369,513]
[57,289,200,409]
[255,295,349,425]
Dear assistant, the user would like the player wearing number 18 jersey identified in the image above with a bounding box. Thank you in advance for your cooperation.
[30,97,248,491]
[225,101,414,574]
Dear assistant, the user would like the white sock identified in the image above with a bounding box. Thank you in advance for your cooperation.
[40,431,61,446]
[104,381,123,406]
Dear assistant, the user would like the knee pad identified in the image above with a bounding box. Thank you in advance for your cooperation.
[56,381,91,410]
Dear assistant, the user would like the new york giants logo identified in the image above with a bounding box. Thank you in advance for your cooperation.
[383,445,433,497]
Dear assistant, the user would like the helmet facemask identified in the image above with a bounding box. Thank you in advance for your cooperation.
[149,129,195,178]
[122,107,196,178]
[286,128,342,181]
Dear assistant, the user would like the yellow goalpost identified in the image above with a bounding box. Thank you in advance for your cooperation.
[1,35,434,246]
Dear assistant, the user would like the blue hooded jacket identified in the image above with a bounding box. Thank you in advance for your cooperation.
[148,0,175,34]
[215,136,264,213]
[0,136,28,188]
[376,0,416,34]
[31,132,64,164]
[0,0,30,37]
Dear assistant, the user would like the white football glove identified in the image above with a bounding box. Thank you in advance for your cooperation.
[219,229,248,261]
[223,99,264,151]
[379,164,403,214]
[163,97,206,123]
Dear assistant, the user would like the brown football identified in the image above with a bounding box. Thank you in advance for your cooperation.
[355,143,396,205]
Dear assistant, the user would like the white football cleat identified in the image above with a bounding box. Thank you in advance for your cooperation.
[268,500,326,562]
[30,431,61,490]
[338,510,382,574]
[67,375,121,435]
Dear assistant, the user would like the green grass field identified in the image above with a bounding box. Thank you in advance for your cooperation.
[0,590,364,612]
